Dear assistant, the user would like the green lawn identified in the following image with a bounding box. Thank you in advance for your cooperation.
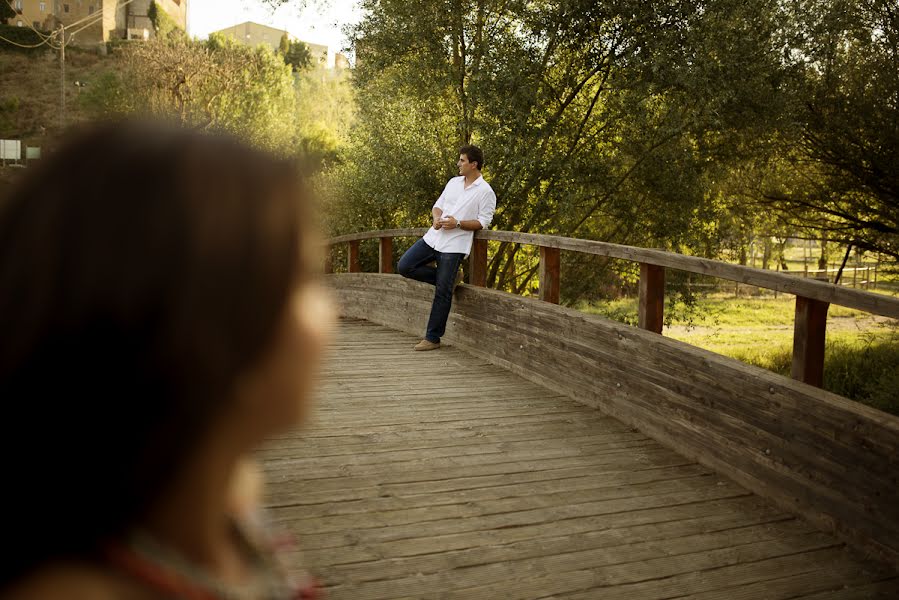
[580,294,899,415]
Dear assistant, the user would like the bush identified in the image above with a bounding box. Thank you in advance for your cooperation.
[0,24,51,55]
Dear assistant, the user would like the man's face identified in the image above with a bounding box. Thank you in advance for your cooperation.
[457,154,476,176]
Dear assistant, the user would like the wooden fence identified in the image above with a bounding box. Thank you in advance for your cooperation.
[327,229,899,389]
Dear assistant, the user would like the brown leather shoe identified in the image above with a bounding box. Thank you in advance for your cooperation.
[414,339,441,351]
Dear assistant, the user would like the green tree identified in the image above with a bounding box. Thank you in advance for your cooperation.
[332,0,789,298]
[757,0,899,261]
[86,33,297,154]
[282,39,312,72]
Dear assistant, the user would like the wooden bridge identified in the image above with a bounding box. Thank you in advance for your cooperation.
[261,229,899,599]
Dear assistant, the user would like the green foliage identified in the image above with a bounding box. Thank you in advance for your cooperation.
[751,0,899,260]
[295,66,354,169]
[147,0,183,41]
[85,34,297,154]
[330,0,792,299]
[280,38,311,72]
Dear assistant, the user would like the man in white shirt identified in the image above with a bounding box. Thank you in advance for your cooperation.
[398,145,497,351]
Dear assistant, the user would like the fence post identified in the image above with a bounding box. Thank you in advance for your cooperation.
[469,237,488,287]
[324,246,333,274]
[379,237,393,274]
[791,296,829,387]
[348,240,361,273]
[539,246,561,304]
[639,263,665,334]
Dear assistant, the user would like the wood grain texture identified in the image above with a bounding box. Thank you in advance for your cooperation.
[378,237,393,274]
[792,296,829,386]
[469,237,488,287]
[330,273,899,569]
[639,263,665,334]
[263,317,898,599]
[539,246,561,304]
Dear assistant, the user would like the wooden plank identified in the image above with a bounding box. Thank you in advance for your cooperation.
[792,295,829,387]
[329,228,428,244]
[378,237,393,274]
[257,319,896,600]
[347,240,361,273]
[539,246,561,303]
[638,262,664,333]
[468,237,488,287]
[330,274,899,568]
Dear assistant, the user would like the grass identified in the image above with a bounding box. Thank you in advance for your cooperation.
[580,293,899,415]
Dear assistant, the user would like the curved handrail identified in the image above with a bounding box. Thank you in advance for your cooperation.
[327,228,899,319]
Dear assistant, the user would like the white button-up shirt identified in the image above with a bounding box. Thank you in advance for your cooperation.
[422,175,496,256]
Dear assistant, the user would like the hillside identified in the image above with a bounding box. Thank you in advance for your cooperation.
[0,46,113,191]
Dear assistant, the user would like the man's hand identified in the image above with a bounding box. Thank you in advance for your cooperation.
[433,217,442,229]
[440,216,458,230]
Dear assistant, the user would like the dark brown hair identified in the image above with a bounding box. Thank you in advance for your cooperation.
[0,121,308,587]
[459,144,484,171]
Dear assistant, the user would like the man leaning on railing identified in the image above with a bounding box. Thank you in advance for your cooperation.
[397,145,496,351]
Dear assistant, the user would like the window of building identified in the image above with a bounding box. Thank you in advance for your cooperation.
[16,20,23,27]
[33,21,40,28]
[89,5,94,14]
[63,4,70,13]
[15,0,22,11]
[39,1,46,11]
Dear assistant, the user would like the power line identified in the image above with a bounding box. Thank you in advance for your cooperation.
[3,0,56,42]
[0,0,140,50]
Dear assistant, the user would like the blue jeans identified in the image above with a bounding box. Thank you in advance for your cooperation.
[397,238,464,343]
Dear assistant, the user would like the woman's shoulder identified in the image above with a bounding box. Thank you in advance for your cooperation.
[4,562,151,600]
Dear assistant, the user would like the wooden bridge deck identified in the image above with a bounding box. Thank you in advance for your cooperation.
[260,318,898,599]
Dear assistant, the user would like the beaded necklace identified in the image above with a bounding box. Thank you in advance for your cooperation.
[105,522,319,600]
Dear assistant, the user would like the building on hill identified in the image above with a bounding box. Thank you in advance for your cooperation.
[334,52,350,70]
[213,21,328,67]
[6,0,187,45]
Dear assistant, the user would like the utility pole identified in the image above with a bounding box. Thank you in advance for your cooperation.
[59,23,66,129]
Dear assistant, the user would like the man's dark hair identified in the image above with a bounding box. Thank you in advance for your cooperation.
[459,145,484,171]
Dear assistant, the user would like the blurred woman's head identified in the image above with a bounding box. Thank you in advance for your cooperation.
[0,120,329,588]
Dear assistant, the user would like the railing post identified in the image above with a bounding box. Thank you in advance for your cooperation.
[379,237,393,274]
[791,296,829,387]
[470,237,488,287]
[348,240,361,273]
[324,246,333,274]
[539,246,560,304]
[638,263,665,334]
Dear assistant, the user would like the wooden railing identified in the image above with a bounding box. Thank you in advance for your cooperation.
[326,228,899,388]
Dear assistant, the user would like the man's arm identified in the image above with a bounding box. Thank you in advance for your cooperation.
[432,206,444,229]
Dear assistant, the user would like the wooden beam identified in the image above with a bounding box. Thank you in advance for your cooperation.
[324,248,333,275]
[791,296,829,387]
[638,263,665,334]
[469,237,488,287]
[348,240,361,273]
[326,229,899,319]
[378,237,393,274]
[539,246,560,304]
